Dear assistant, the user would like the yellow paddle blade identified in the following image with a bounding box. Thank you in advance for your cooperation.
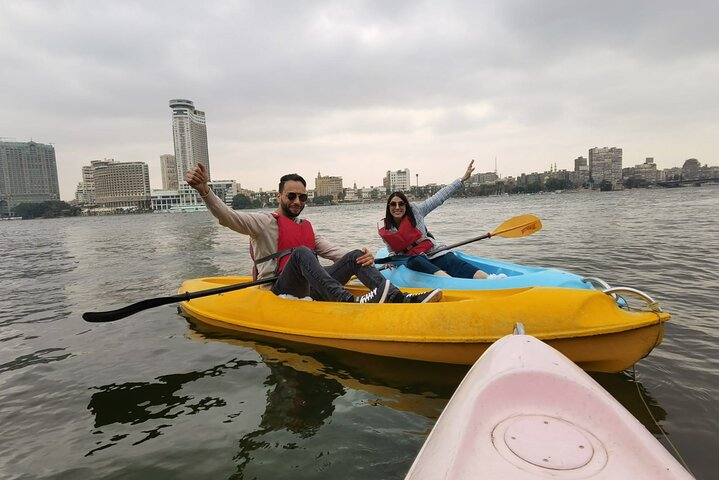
[491,214,542,238]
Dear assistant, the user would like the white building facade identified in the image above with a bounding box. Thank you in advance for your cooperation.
[74,165,96,205]
[589,147,623,188]
[160,154,179,191]
[170,99,210,205]
[208,180,239,205]
[0,140,60,215]
[384,168,411,192]
[91,159,151,210]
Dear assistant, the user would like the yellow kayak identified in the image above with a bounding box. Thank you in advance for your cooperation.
[178,277,669,373]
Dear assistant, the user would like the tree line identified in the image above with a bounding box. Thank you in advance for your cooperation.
[12,201,81,219]
[231,193,338,209]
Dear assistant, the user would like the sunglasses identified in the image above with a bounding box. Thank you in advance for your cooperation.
[389,201,406,208]
[285,192,308,202]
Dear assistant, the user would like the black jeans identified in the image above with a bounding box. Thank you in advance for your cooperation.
[271,246,401,302]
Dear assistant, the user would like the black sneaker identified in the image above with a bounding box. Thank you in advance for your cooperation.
[356,280,391,304]
[403,289,442,304]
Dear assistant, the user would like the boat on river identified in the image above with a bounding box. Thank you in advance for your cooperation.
[178,276,669,372]
[375,247,595,291]
[405,332,693,479]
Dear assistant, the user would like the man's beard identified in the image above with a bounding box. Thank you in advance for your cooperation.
[281,202,303,218]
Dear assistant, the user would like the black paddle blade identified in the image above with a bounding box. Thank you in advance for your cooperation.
[82,295,187,323]
[374,255,412,265]
[82,276,278,323]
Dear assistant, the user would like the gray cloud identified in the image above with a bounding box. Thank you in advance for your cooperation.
[1,0,717,199]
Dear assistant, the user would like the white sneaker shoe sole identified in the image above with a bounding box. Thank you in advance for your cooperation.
[420,289,442,303]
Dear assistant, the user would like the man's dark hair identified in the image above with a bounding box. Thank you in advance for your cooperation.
[278,174,307,192]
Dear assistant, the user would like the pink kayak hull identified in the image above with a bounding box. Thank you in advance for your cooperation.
[405,335,693,479]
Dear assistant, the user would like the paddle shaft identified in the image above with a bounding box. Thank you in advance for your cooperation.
[82,276,278,323]
[374,213,541,265]
[436,232,491,252]
[374,233,490,265]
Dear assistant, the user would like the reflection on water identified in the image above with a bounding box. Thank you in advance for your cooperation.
[185,318,468,478]
[231,362,345,477]
[86,357,258,456]
[184,316,677,476]
[185,317,467,419]
[591,371,667,435]
[0,187,717,479]
[0,347,72,374]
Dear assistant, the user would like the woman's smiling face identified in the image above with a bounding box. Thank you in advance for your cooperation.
[389,196,406,223]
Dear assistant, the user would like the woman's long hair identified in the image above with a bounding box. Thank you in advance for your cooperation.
[384,191,417,229]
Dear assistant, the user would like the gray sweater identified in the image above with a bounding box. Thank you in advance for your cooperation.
[202,190,349,280]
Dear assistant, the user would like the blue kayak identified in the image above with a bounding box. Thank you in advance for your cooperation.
[375,248,593,291]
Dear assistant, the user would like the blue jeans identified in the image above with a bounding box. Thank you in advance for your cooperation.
[405,252,479,279]
[271,246,401,302]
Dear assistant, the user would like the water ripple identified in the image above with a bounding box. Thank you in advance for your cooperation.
[0,187,717,479]
[0,348,73,375]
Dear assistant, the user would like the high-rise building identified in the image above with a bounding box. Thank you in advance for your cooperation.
[160,154,178,190]
[169,99,210,204]
[315,172,343,200]
[208,180,239,205]
[588,147,622,187]
[383,169,411,192]
[574,156,588,171]
[634,158,659,183]
[74,165,96,205]
[477,172,499,185]
[90,159,151,210]
[0,140,60,215]
[574,156,590,186]
[682,158,701,179]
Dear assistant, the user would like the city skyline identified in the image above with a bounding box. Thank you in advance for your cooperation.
[2,1,718,200]
[7,137,714,203]
[75,145,719,195]
[2,137,714,216]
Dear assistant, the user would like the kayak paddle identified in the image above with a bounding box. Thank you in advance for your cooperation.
[82,276,278,323]
[374,214,542,265]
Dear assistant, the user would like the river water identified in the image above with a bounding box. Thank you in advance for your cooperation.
[1,186,717,479]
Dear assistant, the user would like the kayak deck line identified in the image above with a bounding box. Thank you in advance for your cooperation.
[185,278,668,341]
[375,249,596,291]
[178,276,670,372]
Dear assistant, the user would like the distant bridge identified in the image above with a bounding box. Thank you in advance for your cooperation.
[656,177,719,187]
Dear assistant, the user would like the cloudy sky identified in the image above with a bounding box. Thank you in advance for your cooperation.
[2,0,717,200]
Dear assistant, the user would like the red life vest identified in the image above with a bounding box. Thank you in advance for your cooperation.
[251,214,317,278]
[378,216,433,255]
[274,213,316,272]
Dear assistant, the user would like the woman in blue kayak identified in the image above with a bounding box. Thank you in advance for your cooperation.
[378,160,502,279]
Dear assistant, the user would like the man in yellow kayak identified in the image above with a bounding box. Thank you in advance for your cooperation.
[186,163,442,304]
